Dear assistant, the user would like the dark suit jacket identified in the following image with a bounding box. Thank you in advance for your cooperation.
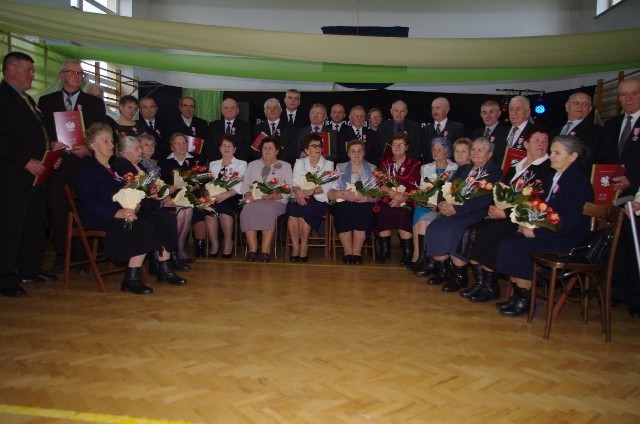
[0,80,48,190]
[377,119,422,161]
[74,155,122,230]
[471,123,511,168]
[280,110,309,128]
[337,126,380,165]
[421,120,466,163]
[253,121,298,166]
[38,90,107,142]
[551,119,603,176]
[297,124,338,162]
[205,118,252,163]
[166,115,209,159]
[598,113,640,197]
[137,117,169,156]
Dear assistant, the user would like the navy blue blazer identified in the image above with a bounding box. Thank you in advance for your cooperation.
[444,160,503,219]
[75,155,122,230]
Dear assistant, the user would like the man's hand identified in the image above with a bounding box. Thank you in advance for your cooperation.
[25,159,45,176]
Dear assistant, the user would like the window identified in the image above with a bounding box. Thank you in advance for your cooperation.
[596,0,626,17]
[70,0,118,15]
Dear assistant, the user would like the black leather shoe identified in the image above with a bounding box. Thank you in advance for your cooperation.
[170,251,191,271]
[156,261,187,286]
[261,253,271,263]
[352,255,363,265]
[208,251,219,259]
[629,306,640,318]
[246,251,257,262]
[299,256,308,263]
[221,253,233,259]
[343,255,353,264]
[20,272,58,284]
[0,284,27,297]
[290,255,300,263]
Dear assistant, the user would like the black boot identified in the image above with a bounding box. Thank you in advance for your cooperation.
[410,235,425,272]
[157,260,187,285]
[460,264,484,299]
[170,251,191,271]
[415,256,435,277]
[148,252,159,276]
[500,286,530,317]
[496,283,517,310]
[399,238,413,266]
[121,267,153,295]
[195,239,206,259]
[428,259,451,285]
[442,263,468,292]
[470,268,501,302]
[375,236,391,264]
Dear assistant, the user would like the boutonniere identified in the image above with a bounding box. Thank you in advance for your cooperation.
[276,128,281,136]
[553,184,559,194]
[77,104,83,112]
[400,167,405,175]
[132,126,138,134]
[231,127,236,135]
[362,134,367,141]
[443,130,448,137]
[191,126,196,136]
[633,128,639,142]
[490,136,495,142]
[517,137,523,145]
[569,131,576,136]
[155,129,161,136]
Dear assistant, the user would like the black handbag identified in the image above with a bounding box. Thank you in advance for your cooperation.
[567,228,614,264]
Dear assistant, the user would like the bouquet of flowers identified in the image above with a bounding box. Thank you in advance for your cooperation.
[300,170,342,190]
[184,191,217,216]
[174,164,213,189]
[250,178,291,200]
[441,167,493,206]
[112,171,170,229]
[205,170,243,197]
[493,171,544,210]
[408,172,451,207]
[510,199,560,231]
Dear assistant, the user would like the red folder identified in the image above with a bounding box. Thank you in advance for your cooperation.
[53,111,85,148]
[33,148,65,186]
[591,163,625,205]
[251,131,268,152]
[501,147,528,175]
[315,131,332,157]
[186,136,204,155]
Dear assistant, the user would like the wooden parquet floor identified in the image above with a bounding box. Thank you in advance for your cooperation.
[1,252,639,423]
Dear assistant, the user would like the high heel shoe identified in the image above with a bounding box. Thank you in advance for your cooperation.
[221,253,232,259]
[208,251,219,259]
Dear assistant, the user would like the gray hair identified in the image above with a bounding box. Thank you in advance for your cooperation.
[431,136,452,157]
[138,133,156,147]
[551,135,584,158]
[472,137,495,153]
[60,59,82,72]
[264,98,282,110]
[117,136,140,157]
[509,96,531,109]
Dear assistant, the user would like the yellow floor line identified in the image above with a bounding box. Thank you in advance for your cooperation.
[0,404,200,424]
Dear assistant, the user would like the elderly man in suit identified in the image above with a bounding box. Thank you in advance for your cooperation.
[254,98,298,166]
[137,97,168,158]
[38,59,107,273]
[377,100,422,161]
[552,92,603,174]
[205,98,252,162]
[296,103,337,161]
[471,100,510,166]
[0,52,59,296]
[338,105,380,164]
[421,97,466,163]
[167,96,208,154]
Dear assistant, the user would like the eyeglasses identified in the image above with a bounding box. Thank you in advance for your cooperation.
[391,143,407,148]
[61,70,85,76]
[308,144,322,148]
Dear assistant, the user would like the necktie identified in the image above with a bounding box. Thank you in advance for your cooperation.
[619,115,633,155]
[483,127,491,138]
[226,122,232,134]
[271,122,276,135]
[148,121,154,130]
[288,114,294,124]
[355,129,361,140]
[334,124,339,131]
[313,126,320,133]
[65,96,73,111]
[435,123,441,134]
[506,126,518,147]
[561,121,573,135]
[395,124,402,133]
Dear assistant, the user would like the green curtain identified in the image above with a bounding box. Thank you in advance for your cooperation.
[183,88,222,123]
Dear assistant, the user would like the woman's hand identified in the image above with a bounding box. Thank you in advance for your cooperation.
[488,205,506,219]
[263,193,281,201]
[213,191,232,203]
[518,226,535,238]
[294,188,309,206]
[244,192,255,202]
[438,201,456,216]
[116,208,137,221]
[624,202,640,218]
[388,192,407,208]
[160,196,173,207]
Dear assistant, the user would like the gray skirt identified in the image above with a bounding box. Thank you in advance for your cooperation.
[240,200,287,231]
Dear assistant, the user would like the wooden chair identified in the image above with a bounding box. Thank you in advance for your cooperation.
[285,211,331,260]
[528,202,625,342]
[63,185,126,292]
[330,214,377,261]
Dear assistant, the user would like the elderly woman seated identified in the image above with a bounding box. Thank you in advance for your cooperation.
[239,137,293,263]
[328,140,377,265]
[424,137,502,292]
[287,132,334,262]
[75,123,187,295]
